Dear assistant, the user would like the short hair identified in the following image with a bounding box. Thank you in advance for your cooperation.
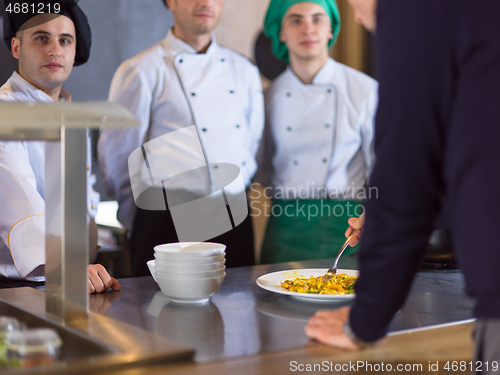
[15,30,23,44]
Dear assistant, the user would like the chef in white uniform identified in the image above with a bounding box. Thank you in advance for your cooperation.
[258,0,378,264]
[0,1,121,293]
[98,0,264,276]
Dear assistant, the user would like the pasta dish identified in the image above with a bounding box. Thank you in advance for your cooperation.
[280,274,357,294]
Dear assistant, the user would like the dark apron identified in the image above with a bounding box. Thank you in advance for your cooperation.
[260,199,363,264]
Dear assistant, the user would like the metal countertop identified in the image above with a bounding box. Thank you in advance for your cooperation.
[97,257,474,363]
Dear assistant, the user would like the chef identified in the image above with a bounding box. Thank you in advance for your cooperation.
[0,0,120,293]
[98,0,264,276]
[258,0,378,264]
[306,0,500,366]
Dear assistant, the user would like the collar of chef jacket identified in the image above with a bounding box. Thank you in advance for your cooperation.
[163,28,217,56]
[285,57,338,86]
[2,71,71,103]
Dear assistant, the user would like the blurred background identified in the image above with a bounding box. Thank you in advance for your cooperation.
[0,0,376,266]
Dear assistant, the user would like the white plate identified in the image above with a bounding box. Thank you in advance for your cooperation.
[256,269,358,302]
[257,296,354,322]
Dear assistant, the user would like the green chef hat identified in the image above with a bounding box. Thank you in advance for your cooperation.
[264,0,341,62]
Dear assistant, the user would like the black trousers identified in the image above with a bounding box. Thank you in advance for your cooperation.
[129,206,255,277]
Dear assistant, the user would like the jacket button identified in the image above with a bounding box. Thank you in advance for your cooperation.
[236,124,240,128]
[286,93,291,97]
[293,160,298,165]
[91,205,95,209]
[214,165,218,169]
[327,89,332,93]
[202,128,207,132]
[242,161,246,166]
[287,127,292,131]
[325,124,330,128]
[191,92,196,97]
[221,58,225,62]
[87,166,90,171]
[230,90,234,94]
[179,59,183,63]
[323,158,328,163]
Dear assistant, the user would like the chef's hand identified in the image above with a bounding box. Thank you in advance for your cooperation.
[88,264,122,294]
[305,307,360,350]
[345,213,365,247]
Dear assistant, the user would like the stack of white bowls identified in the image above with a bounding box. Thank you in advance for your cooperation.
[147,242,226,304]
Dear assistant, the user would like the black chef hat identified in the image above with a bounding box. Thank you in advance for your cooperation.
[2,0,91,66]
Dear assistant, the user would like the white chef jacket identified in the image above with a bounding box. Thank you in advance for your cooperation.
[0,72,99,281]
[260,58,378,200]
[98,29,264,230]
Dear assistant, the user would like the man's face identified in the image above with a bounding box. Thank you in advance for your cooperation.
[347,0,377,32]
[280,2,333,62]
[11,14,76,94]
[167,0,223,36]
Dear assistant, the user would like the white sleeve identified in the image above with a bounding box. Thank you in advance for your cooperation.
[98,62,153,229]
[87,131,99,261]
[87,130,100,218]
[360,84,379,182]
[0,142,45,278]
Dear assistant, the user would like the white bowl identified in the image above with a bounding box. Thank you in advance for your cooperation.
[155,273,226,304]
[155,260,226,272]
[147,260,225,281]
[154,253,225,264]
[154,242,226,258]
[147,260,158,282]
[156,267,225,279]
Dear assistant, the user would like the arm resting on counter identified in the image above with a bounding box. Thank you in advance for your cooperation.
[305,307,361,350]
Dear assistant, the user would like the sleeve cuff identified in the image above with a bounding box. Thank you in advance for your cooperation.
[9,215,45,278]
[349,304,390,342]
[344,318,377,348]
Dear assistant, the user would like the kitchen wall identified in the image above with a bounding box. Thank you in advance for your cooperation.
[0,0,270,93]
[1,0,371,94]
[213,0,269,61]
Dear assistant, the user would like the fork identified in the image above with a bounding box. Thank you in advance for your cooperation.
[322,230,359,283]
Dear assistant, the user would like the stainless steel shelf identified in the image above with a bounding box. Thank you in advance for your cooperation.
[0,288,193,374]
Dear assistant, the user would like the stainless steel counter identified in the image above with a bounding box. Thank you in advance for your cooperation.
[0,287,194,375]
[97,257,474,363]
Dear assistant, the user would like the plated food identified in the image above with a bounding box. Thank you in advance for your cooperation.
[256,269,359,302]
[280,274,357,295]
